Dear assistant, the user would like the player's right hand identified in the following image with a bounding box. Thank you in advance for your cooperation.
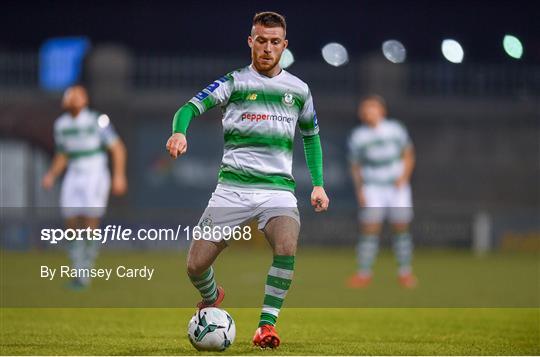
[166,133,188,159]
[41,172,55,190]
[356,190,366,207]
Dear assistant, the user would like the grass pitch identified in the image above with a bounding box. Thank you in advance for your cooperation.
[1,248,539,354]
[1,308,538,355]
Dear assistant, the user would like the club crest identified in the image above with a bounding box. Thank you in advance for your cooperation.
[282,92,294,107]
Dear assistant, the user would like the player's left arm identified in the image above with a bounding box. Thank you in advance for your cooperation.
[99,115,128,196]
[396,123,415,187]
[298,89,329,212]
[108,139,128,195]
[396,145,415,187]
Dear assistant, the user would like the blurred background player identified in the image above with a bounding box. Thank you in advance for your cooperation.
[166,11,329,348]
[346,95,417,288]
[42,85,127,288]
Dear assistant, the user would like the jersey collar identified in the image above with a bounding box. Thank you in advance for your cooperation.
[249,64,284,80]
[69,107,89,121]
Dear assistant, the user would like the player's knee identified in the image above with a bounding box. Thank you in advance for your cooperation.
[186,258,208,277]
[392,223,409,234]
[361,223,382,236]
[273,239,297,256]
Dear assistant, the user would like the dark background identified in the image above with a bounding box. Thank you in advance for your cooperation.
[0,0,538,250]
[1,0,538,62]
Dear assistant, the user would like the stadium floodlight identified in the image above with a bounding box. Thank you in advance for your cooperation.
[382,40,406,63]
[279,48,295,69]
[441,39,464,63]
[97,114,110,128]
[321,42,349,67]
[503,35,523,59]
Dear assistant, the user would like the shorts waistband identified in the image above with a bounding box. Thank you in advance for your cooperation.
[216,183,292,194]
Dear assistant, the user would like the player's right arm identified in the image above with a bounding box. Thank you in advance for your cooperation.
[166,73,234,159]
[42,153,67,189]
[166,103,198,159]
[42,120,68,189]
[349,162,365,207]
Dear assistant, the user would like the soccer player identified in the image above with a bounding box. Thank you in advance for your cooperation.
[165,11,329,349]
[346,95,417,289]
[42,85,127,288]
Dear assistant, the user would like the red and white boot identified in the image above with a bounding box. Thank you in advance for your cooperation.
[253,324,280,349]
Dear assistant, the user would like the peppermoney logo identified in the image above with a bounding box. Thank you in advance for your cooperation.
[241,112,294,124]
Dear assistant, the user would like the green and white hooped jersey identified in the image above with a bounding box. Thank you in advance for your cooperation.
[348,119,411,185]
[189,65,319,192]
[54,108,118,171]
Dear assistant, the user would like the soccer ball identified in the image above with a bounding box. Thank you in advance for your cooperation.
[187,307,236,351]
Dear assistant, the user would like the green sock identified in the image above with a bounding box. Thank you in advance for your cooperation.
[259,255,295,327]
[357,234,379,275]
[393,231,413,275]
[189,266,218,304]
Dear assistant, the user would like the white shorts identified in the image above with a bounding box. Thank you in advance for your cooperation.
[60,168,111,218]
[197,184,300,242]
[359,184,413,224]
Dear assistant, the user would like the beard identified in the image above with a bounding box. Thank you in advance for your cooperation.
[253,54,281,72]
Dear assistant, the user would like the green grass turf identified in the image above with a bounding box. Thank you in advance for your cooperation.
[1,248,539,354]
[1,308,538,355]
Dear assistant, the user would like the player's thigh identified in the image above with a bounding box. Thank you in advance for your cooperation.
[187,238,227,276]
[257,190,300,255]
[197,188,253,243]
[262,215,300,256]
[256,190,300,230]
[389,184,414,225]
[82,170,110,218]
[59,174,74,207]
[60,171,84,219]
[359,185,387,229]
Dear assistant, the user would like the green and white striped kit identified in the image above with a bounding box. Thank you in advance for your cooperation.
[348,119,411,186]
[54,108,118,170]
[189,266,218,304]
[259,255,295,326]
[189,65,319,192]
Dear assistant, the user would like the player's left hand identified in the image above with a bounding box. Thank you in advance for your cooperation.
[112,174,128,196]
[311,186,329,212]
[41,172,56,190]
[395,175,409,188]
